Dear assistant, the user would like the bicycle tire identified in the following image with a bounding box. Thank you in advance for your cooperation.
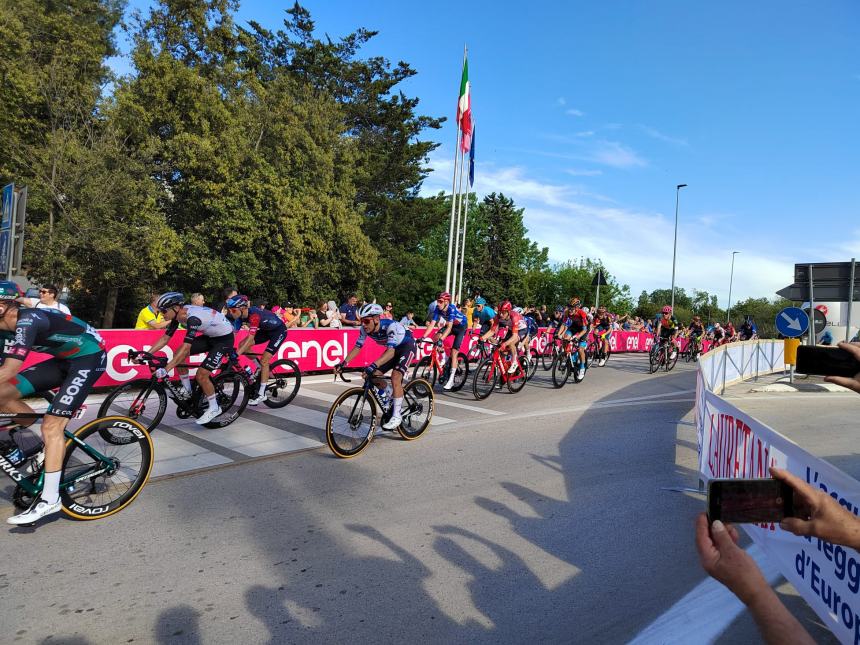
[397,378,434,440]
[263,359,301,408]
[541,345,556,370]
[472,357,498,400]
[506,359,527,393]
[97,379,167,438]
[602,344,612,366]
[667,346,680,371]
[203,371,249,428]
[326,388,378,458]
[552,354,571,388]
[450,354,470,391]
[60,416,153,520]
[412,356,437,386]
[525,353,539,380]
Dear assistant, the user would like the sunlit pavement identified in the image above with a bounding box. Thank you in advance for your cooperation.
[0,354,840,644]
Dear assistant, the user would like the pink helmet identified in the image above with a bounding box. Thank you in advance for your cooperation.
[662,306,673,314]
[498,300,512,313]
[437,291,451,302]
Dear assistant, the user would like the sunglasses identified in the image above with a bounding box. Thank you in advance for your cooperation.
[385,304,392,308]
[39,289,52,295]
[360,317,375,324]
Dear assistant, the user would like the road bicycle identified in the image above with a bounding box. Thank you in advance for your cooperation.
[465,334,495,364]
[649,337,680,373]
[324,371,434,458]
[684,334,703,363]
[542,333,564,370]
[552,338,587,388]
[98,350,252,435]
[412,338,468,391]
[586,330,612,368]
[0,411,152,520]
[472,341,528,400]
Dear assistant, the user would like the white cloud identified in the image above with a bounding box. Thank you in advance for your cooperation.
[565,108,585,117]
[587,140,647,168]
[575,130,594,138]
[556,97,567,106]
[565,169,602,177]
[639,125,689,147]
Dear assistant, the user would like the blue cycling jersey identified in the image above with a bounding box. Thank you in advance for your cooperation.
[474,306,496,325]
[525,317,538,335]
[432,303,467,327]
[355,318,413,349]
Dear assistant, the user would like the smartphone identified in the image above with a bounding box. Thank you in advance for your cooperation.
[796,346,860,378]
[707,478,795,523]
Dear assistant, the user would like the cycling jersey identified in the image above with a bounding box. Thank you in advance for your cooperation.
[689,323,704,337]
[166,305,234,342]
[565,309,589,332]
[355,319,412,349]
[658,315,680,337]
[474,306,496,325]
[0,308,104,360]
[432,303,467,327]
[525,316,538,336]
[595,315,611,329]
[491,310,527,333]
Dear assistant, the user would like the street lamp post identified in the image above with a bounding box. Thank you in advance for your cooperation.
[727,251,740,323]
[670,184,687,312]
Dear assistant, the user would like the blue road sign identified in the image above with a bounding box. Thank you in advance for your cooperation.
[775,307,809,338]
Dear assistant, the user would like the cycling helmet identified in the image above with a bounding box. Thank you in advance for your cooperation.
[0,280,22,301]
[513,306,524,314]
[498,300,512,313]
[157,291,185,311]
[225,294,250,308]
[569,297,581,307]
[359,303,383,318]
[437,291,452,302]
[555,305,565,313]
[662,305,673,314]
[474,296,487,306]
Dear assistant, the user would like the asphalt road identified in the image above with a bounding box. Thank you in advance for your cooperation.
[0,353,844,644]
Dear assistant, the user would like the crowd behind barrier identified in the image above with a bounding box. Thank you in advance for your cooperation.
[696,340,860,643]
[12,326,710,388]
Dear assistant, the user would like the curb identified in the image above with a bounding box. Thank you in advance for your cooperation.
[748,382,849,393]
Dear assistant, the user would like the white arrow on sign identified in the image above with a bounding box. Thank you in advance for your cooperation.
[780,311,803,331]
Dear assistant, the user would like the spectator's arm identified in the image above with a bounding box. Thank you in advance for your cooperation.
[147,317,171,330]
[695,514,814,645]
[823,342,860,394]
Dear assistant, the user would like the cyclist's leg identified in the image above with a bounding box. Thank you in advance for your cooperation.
[444,326,466,387]
[381,339,414,428]
[252,329,286,402]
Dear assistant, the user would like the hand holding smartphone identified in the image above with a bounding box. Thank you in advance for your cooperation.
[796,345,860,378]
[708,478,798,524]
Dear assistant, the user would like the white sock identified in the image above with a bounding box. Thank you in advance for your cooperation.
[42,470,61,505]
[257,382,267,397]
[180,374,192,392]
[392,397,403,416]
[206,394,217,408]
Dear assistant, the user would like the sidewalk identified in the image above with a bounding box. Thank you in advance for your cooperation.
[733,370,852,394]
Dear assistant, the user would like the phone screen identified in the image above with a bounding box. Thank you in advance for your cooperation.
[708,478,794,523]
[796,346,860,378]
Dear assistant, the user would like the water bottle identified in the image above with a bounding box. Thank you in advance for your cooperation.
[244,365,254,379]
[377,386,391,411]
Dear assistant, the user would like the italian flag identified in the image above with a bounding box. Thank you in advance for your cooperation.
[457,57,473,152]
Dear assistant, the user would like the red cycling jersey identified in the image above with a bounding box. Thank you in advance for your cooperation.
[490,310,527,334]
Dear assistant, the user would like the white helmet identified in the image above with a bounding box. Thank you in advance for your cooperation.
[513,306,524,314]
[359,303,383,318]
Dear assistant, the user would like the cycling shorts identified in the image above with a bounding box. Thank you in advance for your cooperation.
[595,326,611,337]
[376,336,416,376]
[517,328,529,341]
[189,332,235,372]
[449,325,467,352]
[659,328,676,340]
[13,350,107,418]
[253,328,287,356]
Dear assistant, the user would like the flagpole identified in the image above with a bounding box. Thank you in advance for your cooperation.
[450,147,467,302]
[456,189,470,303]
[445,129,462,295]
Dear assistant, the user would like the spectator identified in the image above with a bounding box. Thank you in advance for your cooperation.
[190,292,205,307]
[280,303,301,329]
[380,302,394,320]
[213,286,237,314]
[339,294,360,327]
[820,330,833,346]
[539,304,549,324]
[464,297,475,328]
[325,300,343,328]
[298,306,318,328]
[400,310,418,330]
[135,292,170,330]
[31,284,71,315]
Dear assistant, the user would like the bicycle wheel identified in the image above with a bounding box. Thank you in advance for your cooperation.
[585,342,597,368]
[397,378,434,440]
[667,345,680,371]
[203,372,249,428]
[263,359,301,408]
[507,358,527,393]
[97,379,166,438]
[525,353,539,381]
[60,416,153,520]
[449,354,469,391]
[542,344,556,370]
[412,356,438,386]
[552,354,571,388]
[648,345,661,373]
[326,388,378,458]
[472,357,498,400]
[602,344,612,366]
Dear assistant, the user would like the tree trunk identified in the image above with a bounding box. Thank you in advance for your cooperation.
[101,286,118,329]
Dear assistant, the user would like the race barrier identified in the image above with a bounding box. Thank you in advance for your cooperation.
[696,341,860,644]
[12,327,704,388]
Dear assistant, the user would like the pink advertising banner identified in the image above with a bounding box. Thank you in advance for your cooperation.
[14,328,705,387]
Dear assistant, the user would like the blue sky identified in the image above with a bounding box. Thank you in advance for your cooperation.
[112,1,860,305]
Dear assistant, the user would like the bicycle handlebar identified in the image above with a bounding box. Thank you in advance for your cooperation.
[127,349,167,369]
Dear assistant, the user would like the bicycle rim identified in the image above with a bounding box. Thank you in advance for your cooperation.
[263,359,301,408]
[413,356,436,386]
[61,416,153,520]
[398,379,433,440]
[472,358,497,400]
[506,361,527,393]
[204,372,249,428]
[451,355,469,391]
[326,389,377,458]
[98,380,166,438]
[552,355,571,388]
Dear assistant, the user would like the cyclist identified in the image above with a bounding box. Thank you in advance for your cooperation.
[226,295,288,405]
[514,306,538,361]
[423,292,468,390]
[593,305,612,366]
[558,297,590,380]
[480,300,527,374]
[145,292,236,425]
[0,281,107,525]
[739,316,757,341]
[687,315,705,355]
[712,322,726,347]
[337,303,415,430]
[655,306,681,359]
[472,297,496,334]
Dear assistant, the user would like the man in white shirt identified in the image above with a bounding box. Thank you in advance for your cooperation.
[30,284,70,315]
